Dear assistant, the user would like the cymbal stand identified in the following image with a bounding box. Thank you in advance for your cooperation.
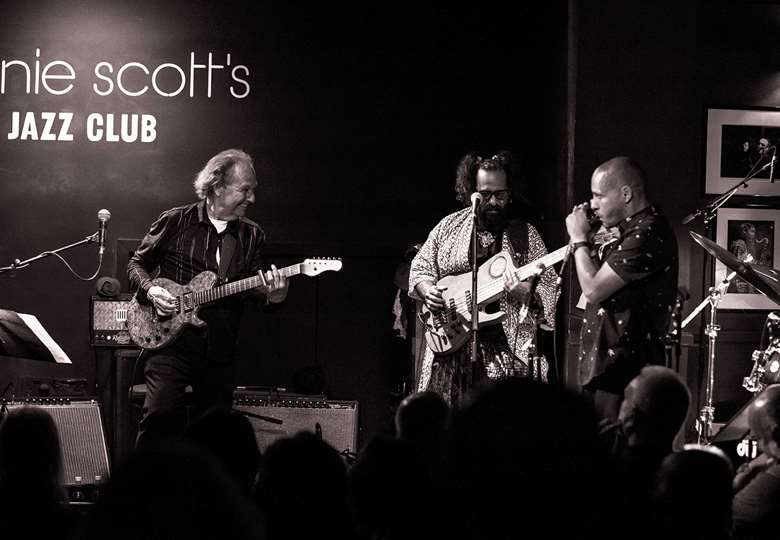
[681,269,740,445]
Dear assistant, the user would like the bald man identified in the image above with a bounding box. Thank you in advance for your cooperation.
[566,157,678,421]
[732,384,780,538]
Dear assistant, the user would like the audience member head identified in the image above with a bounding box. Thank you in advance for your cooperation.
[0,406,63,499]
[185,407,260,494]
[446,377,603,538]
[256,431,354,540]
[80,440,264,540]
[748,383,780,460]
[349,435,433,540]
[394,390,450,442]
[651,444,733,539]
[618,366,690,450]
[0,406,77,540]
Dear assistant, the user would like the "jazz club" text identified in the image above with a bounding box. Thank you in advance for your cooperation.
[7,111,157,143]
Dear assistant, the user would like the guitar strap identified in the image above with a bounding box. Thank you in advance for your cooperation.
[217,233,236,283]
[506,220,529,267]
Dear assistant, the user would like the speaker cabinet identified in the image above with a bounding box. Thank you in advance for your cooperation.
[233,395,359,454]
[6,400,110,487]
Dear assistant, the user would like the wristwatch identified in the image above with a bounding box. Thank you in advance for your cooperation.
[571,241,589,252]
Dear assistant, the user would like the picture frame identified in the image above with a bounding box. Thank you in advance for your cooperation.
[715,207,780,310]
[705,107,780,195]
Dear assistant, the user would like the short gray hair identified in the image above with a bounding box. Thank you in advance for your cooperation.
[193,149,255,199]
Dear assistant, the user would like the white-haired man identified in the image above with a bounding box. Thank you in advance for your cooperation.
[128,149,288,446]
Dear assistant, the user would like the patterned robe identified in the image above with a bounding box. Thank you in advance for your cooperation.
[409,208,559,395]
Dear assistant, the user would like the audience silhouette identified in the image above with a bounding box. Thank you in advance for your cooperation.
[185,406,260,495]
[6,371,778,539]
[651,444,734,540]
[255,431,356,540]
[0,406,77,540]
[732,384,780,539]
[78,440,265,539]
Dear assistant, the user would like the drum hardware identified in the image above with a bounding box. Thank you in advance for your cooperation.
[689,230,780,443]
[681,263,740,445]
[743,312,780,394]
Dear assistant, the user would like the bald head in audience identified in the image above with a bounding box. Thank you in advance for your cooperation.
[749,384,780,459]
[618,366,690,449]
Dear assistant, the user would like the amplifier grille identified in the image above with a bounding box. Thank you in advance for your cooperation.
[7,401,110,487]
[91,295,133,347]
[233,398,358,454]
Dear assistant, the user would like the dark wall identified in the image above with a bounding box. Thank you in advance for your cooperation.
[0,1,568,444]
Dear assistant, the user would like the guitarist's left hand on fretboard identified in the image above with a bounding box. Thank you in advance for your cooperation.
[260,264,290,304]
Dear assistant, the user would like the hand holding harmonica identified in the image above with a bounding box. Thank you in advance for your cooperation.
[566,201,599,243]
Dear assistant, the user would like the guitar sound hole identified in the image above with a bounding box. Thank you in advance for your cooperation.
[489,256,507,278]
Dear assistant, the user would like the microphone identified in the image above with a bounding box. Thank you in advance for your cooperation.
[556,244,575,286]
[97,209,111,256]
[470,192,483,215]
[771,147,777,183]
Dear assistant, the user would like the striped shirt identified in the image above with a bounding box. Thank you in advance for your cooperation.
[128,200,266,296]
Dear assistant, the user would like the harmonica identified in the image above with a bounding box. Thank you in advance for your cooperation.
[583,202,601,228]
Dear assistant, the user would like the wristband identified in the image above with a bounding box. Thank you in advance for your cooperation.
[571,241,589,252]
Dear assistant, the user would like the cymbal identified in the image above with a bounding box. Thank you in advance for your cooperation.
[690,231,780,305]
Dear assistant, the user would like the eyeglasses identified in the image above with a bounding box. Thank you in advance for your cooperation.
[477,189,510,202]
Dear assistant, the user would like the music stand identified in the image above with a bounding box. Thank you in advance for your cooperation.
[0,309,71,364]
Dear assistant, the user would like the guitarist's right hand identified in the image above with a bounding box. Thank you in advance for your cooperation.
[420,283,447,312]
[148,285,177,316]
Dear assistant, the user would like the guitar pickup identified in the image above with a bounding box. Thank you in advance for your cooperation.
[181,293,194,312]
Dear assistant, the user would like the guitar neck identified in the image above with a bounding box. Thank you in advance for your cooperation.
[193,264,301,306]
[512,245,569,280]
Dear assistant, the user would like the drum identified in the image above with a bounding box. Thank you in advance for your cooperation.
[743,341,780,393]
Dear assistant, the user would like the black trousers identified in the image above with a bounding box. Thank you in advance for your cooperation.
[136,327,237,448]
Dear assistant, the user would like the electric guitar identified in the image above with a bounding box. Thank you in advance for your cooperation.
[418,246,568,355]
[127,258,342,350]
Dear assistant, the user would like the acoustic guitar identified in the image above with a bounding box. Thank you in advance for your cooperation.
[418,246,567,355]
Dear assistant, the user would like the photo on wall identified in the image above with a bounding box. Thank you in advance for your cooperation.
[715,207,780,309]
[705,107,780,195]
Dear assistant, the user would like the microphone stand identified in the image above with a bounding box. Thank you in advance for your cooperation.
[0,232,102,276]
[682,158,774,227]
[469,206,480,384]
[523,266,545,381]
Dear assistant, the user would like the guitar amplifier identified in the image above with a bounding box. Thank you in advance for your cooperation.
[6,400,110,492]
[233,391,359,454]
[90,295,134,347]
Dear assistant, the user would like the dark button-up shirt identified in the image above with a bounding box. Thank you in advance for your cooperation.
[128,200,266,293]
[578,204,678,390]
[127,200,267,353]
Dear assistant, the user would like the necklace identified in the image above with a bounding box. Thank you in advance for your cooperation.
[477,230,496,249]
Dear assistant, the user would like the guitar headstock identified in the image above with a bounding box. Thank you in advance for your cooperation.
[300,257,343,276]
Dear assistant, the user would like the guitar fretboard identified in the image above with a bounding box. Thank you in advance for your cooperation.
[511,245,569,281]
[193,264,301,306]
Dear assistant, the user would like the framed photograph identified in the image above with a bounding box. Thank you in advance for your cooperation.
[705,107,780,195]
[715,207,780,309]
